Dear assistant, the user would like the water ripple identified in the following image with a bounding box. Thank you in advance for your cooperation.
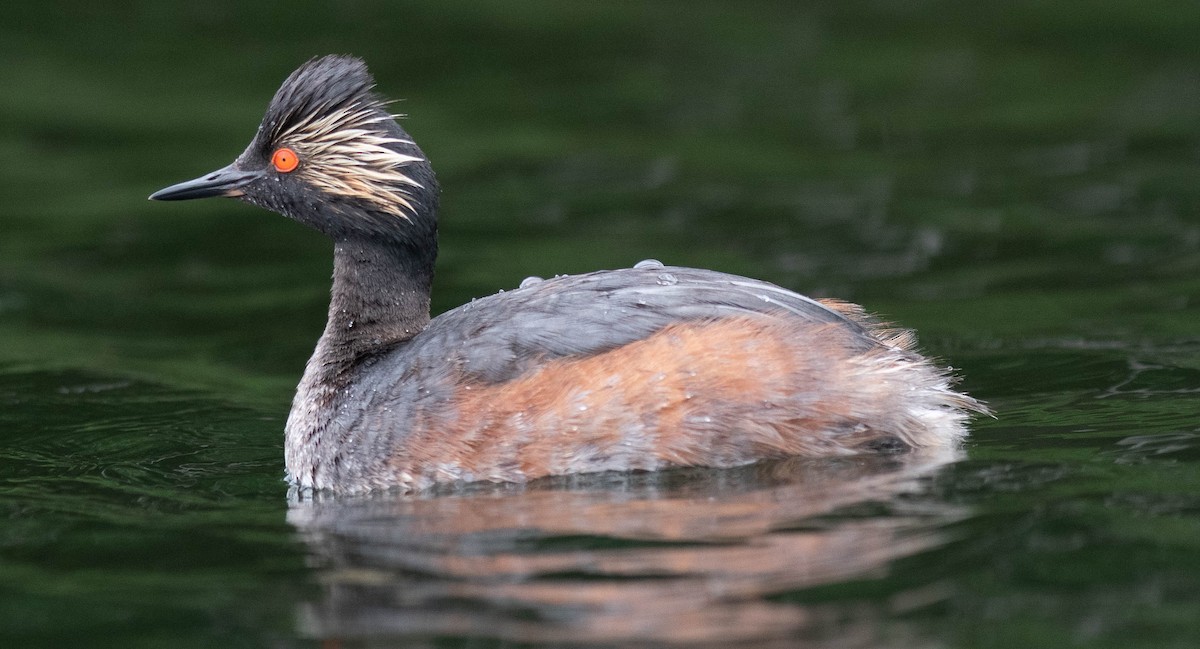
[287,450,966,646]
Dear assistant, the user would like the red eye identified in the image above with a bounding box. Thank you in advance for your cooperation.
[272,147,299,173]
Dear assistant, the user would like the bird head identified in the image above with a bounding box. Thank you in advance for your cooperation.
[150,55,437,244]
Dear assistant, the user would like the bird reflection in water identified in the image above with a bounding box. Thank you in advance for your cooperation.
[287,448,964,647]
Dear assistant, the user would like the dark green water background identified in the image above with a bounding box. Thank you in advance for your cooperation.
[3,2,1200,647]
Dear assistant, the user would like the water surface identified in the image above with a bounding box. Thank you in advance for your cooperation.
[3,1,1200,647]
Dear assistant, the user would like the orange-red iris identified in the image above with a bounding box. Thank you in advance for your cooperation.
[272,147,299,173]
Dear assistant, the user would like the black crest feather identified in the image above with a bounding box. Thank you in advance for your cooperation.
[262,55,383,147]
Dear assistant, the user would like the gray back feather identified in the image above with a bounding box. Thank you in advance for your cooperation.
[383,266,879,386]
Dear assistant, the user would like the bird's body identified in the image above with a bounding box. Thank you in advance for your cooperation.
[152,55,986,495]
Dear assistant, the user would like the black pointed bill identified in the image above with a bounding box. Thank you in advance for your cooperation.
[149,164,262,201]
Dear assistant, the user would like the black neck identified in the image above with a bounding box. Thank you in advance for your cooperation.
[320,237,433,359]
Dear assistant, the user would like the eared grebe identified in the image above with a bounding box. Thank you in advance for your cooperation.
[150,55,987,494]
